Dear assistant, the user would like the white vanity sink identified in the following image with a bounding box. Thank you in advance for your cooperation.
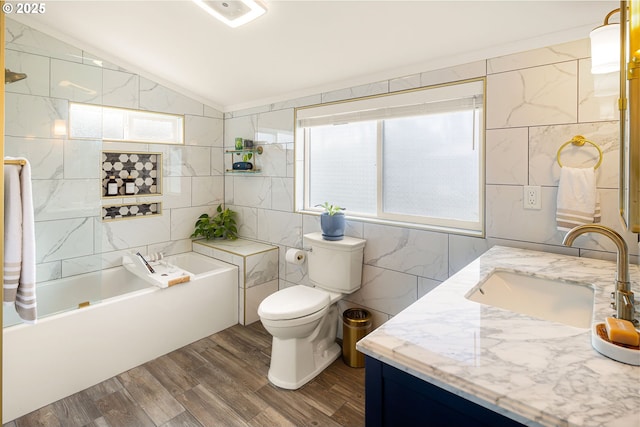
[466,270,594,328]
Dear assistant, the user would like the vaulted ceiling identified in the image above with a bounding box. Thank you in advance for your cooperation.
[10,0,618,111]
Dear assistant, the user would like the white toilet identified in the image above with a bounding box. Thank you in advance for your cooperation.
[258,232,366,389]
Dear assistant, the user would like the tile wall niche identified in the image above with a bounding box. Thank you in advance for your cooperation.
[101,151,161,197]
[101,151,162,221]
[4,18,225,282]
[224,38,638,330]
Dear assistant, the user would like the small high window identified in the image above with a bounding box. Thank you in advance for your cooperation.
[69,103,184,144]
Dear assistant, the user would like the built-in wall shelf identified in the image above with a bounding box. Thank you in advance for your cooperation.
[102,202,162,221]
[101,151,162,221]
[101,151,162,197]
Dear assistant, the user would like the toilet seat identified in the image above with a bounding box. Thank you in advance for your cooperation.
[258,285,330,321]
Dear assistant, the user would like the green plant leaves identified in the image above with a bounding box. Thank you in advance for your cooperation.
[316,202,345,216]
[190,205,238,240]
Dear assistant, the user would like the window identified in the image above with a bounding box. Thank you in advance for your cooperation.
[295,79,485,235]
[69,103,184,144]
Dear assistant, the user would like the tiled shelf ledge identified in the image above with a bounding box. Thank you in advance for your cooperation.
[102,202,162,221]
[193,238,278,325]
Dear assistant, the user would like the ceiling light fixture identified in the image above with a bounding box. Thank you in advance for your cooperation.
[192,0,267,28]
[590,8,622,74]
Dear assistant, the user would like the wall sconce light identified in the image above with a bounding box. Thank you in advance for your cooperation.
[590,8,622,74]
[58,80,97,96]
[53,119,67,136]
[192,0,267,28]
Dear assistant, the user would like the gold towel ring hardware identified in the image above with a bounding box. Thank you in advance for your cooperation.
[556,135,603,170]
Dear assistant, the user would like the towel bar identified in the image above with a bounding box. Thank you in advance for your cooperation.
[3,159,26,166]
[556,135,603,170]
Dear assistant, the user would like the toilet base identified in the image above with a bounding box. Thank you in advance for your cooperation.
[268,341,341,390]
[261,298,343,390]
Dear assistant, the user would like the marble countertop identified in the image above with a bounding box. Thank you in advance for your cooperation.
[357,246,640,427]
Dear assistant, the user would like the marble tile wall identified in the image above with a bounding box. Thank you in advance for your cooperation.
[5,18,636,333]
[4,18,224,281]
[224,38,638,331]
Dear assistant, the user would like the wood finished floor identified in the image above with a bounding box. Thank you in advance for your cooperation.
[4,322,365,427]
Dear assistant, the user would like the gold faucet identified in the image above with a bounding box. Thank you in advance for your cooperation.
[563,224,636,323]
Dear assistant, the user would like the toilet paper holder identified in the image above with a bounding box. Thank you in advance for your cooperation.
[285,248,308,265]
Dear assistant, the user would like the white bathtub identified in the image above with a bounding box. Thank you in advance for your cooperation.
[3,252,238,423]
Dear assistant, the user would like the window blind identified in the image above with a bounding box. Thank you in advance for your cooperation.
[297,80,483,128]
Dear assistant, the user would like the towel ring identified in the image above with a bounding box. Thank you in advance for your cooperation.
[556,135,603,170]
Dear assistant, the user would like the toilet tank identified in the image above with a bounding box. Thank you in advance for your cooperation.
[304,232,366,294]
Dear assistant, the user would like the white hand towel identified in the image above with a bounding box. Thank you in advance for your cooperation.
[4,158,37,323]
[556,166,600,232]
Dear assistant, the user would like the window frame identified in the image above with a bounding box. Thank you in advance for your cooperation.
[69,103,185,145]
[294,78,486,237]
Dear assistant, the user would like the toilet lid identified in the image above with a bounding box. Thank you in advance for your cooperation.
[258,285,330,321]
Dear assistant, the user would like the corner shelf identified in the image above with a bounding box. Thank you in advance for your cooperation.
[225,146,263,174]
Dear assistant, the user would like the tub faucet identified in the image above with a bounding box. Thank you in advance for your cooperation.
[562,224,636,323]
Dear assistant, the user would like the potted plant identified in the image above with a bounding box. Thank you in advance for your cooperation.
[316,202,346,241]
[191,204,238,240]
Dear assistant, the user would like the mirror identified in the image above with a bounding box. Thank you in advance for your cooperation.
[620,0,640,232]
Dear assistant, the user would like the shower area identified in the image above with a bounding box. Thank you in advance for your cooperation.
[3,17,231,422]
[4,50,124,326]
[3,17,226,324]
[5,68,27,84]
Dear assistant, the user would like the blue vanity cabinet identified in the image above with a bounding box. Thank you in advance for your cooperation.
[365,356,527,427]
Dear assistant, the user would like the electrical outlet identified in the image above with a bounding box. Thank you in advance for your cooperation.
[524,186,541,210]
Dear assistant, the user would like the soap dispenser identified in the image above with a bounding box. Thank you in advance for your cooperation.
[124,176,135,195]
[107,176,118,196]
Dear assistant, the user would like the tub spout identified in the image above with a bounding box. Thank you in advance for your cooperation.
[562,224,636,323]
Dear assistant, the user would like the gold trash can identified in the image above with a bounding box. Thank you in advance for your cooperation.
[342,308,372,368]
